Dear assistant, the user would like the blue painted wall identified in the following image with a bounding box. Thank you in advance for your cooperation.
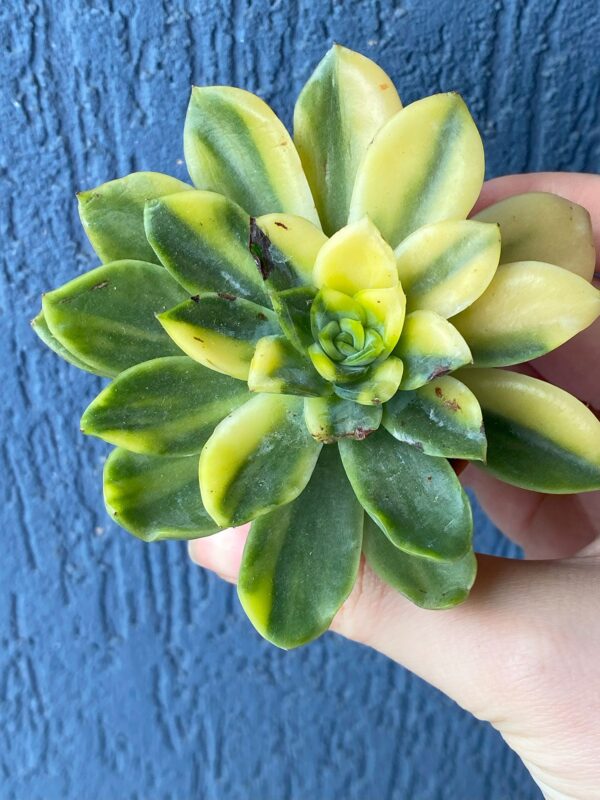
[2,1,598,797]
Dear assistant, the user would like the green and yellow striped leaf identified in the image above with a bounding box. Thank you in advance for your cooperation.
[32,309,111,376]
[81,357,251,456]
[394,310,472,390]
[395,220,501,318]
[458,368,600,493]
[250,213,327,292]
[238,445,363,649]
[313,216,399,295]
[77,172,192,264]
[333,356,404,406]
[383,375,486,460]
[199,394,322,527]
[157,293,278,381]
[452,261,600,367]
[184,86,319,224]
[42,260,187,376]
[144,190,266,304]
[474,192,596,281]
[362,516,476,609]
[349,93,484,248]
[339,429,472,561]
[304,396,382,443]
[294,44,402,235]
[104,448,220,542]
[248,335,331,397]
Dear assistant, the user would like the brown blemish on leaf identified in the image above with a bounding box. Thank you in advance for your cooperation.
[193,336,204,343]
[257,312,268,321]
[274,221,288,230]
[217,292,237,301]
[92,280,109,290]
[190,294,200,303]
[249,217,274,280]
[434,385,460,411]
[379,82,390,90]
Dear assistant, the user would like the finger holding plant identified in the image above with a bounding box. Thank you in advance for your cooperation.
[33,45,600,649]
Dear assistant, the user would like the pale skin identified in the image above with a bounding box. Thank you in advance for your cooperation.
[189,173,600,800]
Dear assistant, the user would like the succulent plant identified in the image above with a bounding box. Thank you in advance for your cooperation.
[34,46,600,649]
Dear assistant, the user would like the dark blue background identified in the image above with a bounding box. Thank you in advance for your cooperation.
[2,0,598,797]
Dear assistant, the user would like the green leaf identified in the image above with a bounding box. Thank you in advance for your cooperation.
[144,190,266,304]
[238,444,363,648]
[333,357,404,406]
[349,93,484,248]
[81,356,251,455]
[294,45,402,235]
[394,310,472,390]
[249,214,326,292]
[184,86,319,224]
[158,293,278,381]
[395,220,500,318]
[104,448,220,542]
[458,368,600,493]
[474,191,596,281]
[451,261,600,367]
[199,394,322,527]
[248,335,331,397]
[77,172,192,264]
[304,396,382,443]
[362,516,476,609]
[32,309,111,376]
[42,260,187,376]
[339,429,473,561]
[383,375,486,460]
[269,286,317,353]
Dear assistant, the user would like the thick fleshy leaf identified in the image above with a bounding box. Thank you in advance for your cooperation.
[238,445,363,648]
[250,214,327,292]
[383,375,486,460]
[199,394,322,527]
[362,516,476,609]
[144,190,266,304]
[269,286,316,353]
[339,429,472,561]
[474,192,596,281]
[349,93,484,248]
[104,448,220,542]
[304,396,382,443]
[458,368,600,492]
[313,217,398,295]
[394,310,472,390]
[42,260,187,376]
[333,357,404,406]
[395,220,501,318]
[452,261,600,367]
[248,335,331,397]
[184,86,319,224]
[157,293,278,381]
[294,45,402,235]
[77,172,192,264]
[81,357,251,455]
[32,309,110,376]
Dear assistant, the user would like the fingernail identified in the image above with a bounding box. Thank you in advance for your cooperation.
[188,526,250,583]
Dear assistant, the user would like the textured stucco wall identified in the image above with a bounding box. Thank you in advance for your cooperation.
[1,1,598,798]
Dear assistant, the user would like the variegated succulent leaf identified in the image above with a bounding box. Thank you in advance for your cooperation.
[32,45,600,649]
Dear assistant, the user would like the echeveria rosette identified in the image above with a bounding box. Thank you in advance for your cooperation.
[33,45,600,650]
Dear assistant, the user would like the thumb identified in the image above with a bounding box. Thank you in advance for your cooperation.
[189,529,598,718]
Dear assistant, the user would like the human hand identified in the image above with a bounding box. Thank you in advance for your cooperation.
[189,173,600,800]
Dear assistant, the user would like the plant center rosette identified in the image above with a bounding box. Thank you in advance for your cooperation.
[34,45,600,648]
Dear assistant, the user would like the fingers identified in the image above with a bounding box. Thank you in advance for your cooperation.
[188,524,249,583]
[473,172,600,267]
[330,551,600,724]
[461,465,599,559]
